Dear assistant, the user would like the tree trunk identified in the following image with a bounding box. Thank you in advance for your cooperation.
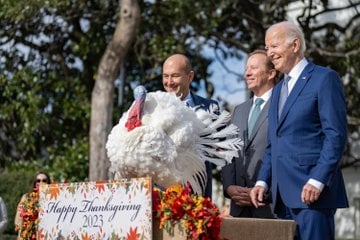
[89,0,140,181]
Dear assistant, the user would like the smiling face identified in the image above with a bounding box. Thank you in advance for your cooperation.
[265,23,302,74]
[245,52,276,96]
[162,54,194,100]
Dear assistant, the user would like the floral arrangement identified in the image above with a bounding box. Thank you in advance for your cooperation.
[153,183,222,240]
[16,191,40,240]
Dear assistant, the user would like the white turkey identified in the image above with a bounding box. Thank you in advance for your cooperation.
[106,85,243,195]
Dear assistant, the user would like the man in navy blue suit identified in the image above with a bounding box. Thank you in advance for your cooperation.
[162,53,219,199]
[250,21,348,240]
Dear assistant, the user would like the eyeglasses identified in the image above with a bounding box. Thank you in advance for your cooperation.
[36,179,48,183]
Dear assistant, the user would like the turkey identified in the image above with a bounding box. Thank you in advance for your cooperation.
[106,85,243,195]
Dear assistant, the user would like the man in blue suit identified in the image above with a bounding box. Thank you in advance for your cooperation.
[162,53,219,199]
[250,21,349,240]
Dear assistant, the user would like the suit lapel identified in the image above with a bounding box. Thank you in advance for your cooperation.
[272,82,282,125]
[241,100,252,151]
[191,92,205,108]
[233,98,253,149]
[278,62,315,128]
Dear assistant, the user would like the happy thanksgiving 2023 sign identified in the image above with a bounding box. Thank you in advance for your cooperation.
[37,178,152,239]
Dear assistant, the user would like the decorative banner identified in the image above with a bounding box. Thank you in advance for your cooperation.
[37,178,152,240]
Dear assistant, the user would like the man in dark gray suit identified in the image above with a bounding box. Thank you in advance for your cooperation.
[162,53,219,199]
[222,50,278,218]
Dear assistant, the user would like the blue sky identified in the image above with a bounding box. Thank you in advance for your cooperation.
[198,48,249,109]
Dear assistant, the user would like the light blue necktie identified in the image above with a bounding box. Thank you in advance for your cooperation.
[278,76,290,119]
[248,98,264,137]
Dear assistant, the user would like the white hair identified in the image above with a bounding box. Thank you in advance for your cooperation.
[267,21,306,56]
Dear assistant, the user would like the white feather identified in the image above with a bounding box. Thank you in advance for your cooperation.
[106,89,243,195]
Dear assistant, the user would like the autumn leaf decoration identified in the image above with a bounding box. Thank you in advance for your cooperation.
[95,181,106,193]
[81,232,91,240]
[153,183,222,240]
[16,191,40,240]
[126,226,141,240]
[48,186,60,200]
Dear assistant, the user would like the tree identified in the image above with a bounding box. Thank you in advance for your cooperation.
[1,0,359,180]
[0,0,118,180]
[89,0,140,181]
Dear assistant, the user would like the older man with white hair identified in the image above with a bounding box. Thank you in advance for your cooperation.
[250,21,349,240]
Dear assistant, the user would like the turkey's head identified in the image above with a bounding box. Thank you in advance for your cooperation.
[125,85,147,131]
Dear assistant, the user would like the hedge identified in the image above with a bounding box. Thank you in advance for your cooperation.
[0,169,37,235]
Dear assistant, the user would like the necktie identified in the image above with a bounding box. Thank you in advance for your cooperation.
[248,98,264,137]
[278,76,290,119]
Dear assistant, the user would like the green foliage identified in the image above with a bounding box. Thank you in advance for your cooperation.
[0,169,38,235]
[342,39,360,132]
[0,67,89,179]
[1,70,48,164]
[0,0,359,179]
[0,0,110,179]
[0,0,44,21]
[47,136,89,182]
[3,235,17,240]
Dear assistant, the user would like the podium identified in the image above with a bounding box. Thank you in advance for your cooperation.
[219,217,296,240]
[154,217,296,240]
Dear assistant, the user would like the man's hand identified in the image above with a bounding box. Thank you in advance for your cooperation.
[301,183,321,205]
[250,185,266,208]
[226,185,252,206]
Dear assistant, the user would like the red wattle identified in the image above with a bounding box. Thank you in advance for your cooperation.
[125,100,143,131]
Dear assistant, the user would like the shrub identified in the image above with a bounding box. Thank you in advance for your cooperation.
[0,169,37,235]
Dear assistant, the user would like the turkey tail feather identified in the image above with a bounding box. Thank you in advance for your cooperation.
[199,111,232,135]
[173,150,206,195]
[197,137,242,152]
[203,124,239,139]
